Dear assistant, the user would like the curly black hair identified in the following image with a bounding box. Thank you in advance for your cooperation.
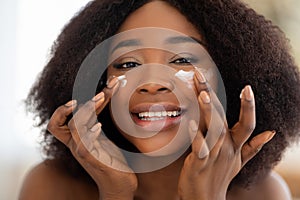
[26,0,300,188]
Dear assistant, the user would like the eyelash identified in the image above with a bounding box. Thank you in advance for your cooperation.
[170,56,198,65]
[112,55,199,69]
[113,62,141,69]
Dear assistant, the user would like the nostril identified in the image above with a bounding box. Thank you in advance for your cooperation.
[137,83,173,94]
[157,87,169,92]
[140,88,148,93]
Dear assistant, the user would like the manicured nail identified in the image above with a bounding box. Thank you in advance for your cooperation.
[106,76,119,89]
[200,91,210,104]
[239,89,245,99]
[65,100,77,107]
[265,130,276,143]
[244,85,254,101]
[198,143,209,159]
[91,123,101,132]
[92,92,104,102]
[189,120,198,132]
[195,68,206,83]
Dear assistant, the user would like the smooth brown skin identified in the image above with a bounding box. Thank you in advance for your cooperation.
[19,1,292,200]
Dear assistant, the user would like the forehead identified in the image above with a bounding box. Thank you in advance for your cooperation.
[117,1,202,41]
[108,27,208,65]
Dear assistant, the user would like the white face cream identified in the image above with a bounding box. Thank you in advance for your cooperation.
[174,70,195,88]
[117,75,127,87]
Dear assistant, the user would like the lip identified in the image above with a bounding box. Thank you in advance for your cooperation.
[130,102,185,132]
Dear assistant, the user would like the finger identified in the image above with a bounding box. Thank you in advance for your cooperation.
[193,67,208,94]
[96,76,120,115]
[47,100,77,144]
[188,120,209,160]
[231,85,255,147]
[81,123,102,151]
[208,125,227,159]
[241,130,276,165]
[92,132,132,172]
[70,76,119,131]
[70,122,102,159]
[198,90,210,134]
[70,96,104,134]
[198,90,226,153]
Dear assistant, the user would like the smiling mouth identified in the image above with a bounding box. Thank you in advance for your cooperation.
[136,110,182,121]
[130,104,184,131]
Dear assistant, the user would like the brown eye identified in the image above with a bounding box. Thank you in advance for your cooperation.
[171,57,191,64]
[113,62,141,69]
[170,54,199,65]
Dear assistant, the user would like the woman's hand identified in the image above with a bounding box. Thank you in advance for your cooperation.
[178,70,276,200]
[47,77,137,200]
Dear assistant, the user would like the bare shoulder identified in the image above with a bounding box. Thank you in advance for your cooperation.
[19,159,98,200]
[228,171,292,200]
[260,171,292,199]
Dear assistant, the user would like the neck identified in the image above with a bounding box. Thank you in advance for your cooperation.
[134,150,189,200]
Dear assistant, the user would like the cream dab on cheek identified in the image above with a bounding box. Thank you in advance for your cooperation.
[117,75,127,87]
[174,70,194,88]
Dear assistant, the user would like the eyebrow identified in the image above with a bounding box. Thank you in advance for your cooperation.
[110,39,142,54]
[164,36,206,46]
[110,36,206,54]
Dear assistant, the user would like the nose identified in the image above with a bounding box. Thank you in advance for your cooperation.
[136,83,174,94]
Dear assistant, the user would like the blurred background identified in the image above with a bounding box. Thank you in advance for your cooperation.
[0,0,299,199]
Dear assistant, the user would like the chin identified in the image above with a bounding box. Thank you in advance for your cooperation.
[127,127,191,157]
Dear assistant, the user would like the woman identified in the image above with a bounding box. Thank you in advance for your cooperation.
[20,0,300,199]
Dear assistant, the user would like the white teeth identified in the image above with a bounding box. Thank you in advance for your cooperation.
[138,110,181,118]
[172,111,177,116]
[141,117,165,121]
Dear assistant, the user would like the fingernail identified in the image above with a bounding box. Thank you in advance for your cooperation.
[91,123,101,132]
[106,76,119,89]
[244,85,254,101]
[239,89,245,99]
[265,130,276,143]
[195,68,206,83]
[198,143,209,159]
[65,100,77,107]
[92,92,104,102]
[189,120,198,132]
[200,91,210,104]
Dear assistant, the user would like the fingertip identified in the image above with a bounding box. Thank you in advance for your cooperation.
[240,85,254,102]
[188,120,198,141]
[189,120,198,132]
[92,92,105,102]
[64,100,77,109]
[199,90,211,104]
[90,122,102,132]
[263,130,276,144]
[194,68,206,83]
[198,142,209,159]
[106,76,119,89]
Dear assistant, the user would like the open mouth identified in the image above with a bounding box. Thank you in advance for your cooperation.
[130,103,184,131]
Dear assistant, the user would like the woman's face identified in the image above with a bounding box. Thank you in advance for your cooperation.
[107,1,218,155]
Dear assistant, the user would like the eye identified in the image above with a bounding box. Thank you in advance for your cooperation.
[113,61,141,69]
[170,54,199,65]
